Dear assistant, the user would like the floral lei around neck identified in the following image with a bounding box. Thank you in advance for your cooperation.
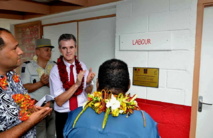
[57,56,84,95]
[0,74,20,90]
[33,55,54,78]
[72,90,146,129]
[0,74,36,121]
[12,93,36,121]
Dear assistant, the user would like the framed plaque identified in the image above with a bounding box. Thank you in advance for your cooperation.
[133,67,159,88]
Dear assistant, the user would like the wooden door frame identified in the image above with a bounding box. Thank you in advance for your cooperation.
[190,0,213,137]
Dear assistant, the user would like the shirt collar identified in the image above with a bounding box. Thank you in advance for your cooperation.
[63,58,75,67]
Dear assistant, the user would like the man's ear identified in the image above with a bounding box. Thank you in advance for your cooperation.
[35,49,39,56]
[96,78,99,91]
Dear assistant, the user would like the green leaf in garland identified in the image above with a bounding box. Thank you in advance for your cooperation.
[102,107,110,129]
[72,102,91,128]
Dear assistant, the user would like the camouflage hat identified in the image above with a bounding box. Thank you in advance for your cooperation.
[35,38,54,49]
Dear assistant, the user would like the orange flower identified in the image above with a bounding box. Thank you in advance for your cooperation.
[19,112,30,121]
[0,74,20,90]
[88,97,93,101]
[12,94,25,103]
[12,74,20,83]
[94,92,102,97]
[0,76,8,90]
[12,94,36,121]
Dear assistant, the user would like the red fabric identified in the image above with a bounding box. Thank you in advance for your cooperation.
[69,65,78,110]
[57,56,84,95]
[136,98,191,138]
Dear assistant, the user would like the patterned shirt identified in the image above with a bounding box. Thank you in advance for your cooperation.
[0,71,36,138]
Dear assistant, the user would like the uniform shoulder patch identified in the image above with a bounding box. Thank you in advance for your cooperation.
[21,67,25,73]
[24,61,31,64]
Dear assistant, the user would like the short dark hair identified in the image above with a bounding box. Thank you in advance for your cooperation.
[97,59,130,94]
[0,28,11,48]
[58,34,77,47]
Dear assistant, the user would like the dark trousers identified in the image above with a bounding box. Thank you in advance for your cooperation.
[55,111,68,138]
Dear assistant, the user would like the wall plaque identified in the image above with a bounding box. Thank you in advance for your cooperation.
[133,67,159,88]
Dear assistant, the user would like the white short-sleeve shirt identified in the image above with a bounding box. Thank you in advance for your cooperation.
[21,60,55,101]
[49,58,90,113]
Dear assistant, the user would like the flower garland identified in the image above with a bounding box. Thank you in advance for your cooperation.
[72,90,141,129]
[0,74,36,121]
[13,74,20,83]
[0,76,8,90]
[36,64,54,78]
[57,56,84,95]
[45,64,54,75]
[12,94,36,121]
[33,55,54,78]
[0,74,20,90]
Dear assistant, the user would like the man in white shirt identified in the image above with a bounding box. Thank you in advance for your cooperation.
[49,33,95,138]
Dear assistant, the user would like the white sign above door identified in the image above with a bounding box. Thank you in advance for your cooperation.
[119,32,171,51]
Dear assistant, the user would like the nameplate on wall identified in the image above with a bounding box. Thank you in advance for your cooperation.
[120,32,171,51]
[133,67,159,88]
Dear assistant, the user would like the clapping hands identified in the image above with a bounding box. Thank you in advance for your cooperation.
[86,68,95,85]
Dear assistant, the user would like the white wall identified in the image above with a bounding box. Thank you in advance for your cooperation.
[116,0,198,106]
[1,0,198,106]
[39,4,116,93]
[0,3,117,34]
[43,22,77,62]
[11,3,117,93]
[43,16,116,92]
[0,19,23,31]
[79,17,115,91]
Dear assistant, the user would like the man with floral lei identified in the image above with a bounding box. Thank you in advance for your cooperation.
[21,38,56,138]
[63,59,160,138]
[0,28,52,137]
[49,33,95,138]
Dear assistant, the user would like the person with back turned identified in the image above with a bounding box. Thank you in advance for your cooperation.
[63,58,160,138]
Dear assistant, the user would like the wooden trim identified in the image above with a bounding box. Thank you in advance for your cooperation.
[61,0,87,6]
[77,21,79,57]
[0,1,50,14]
[14,20,43,37]
[190,0,213,138]
[50,5,81,14]
[42,14,116,27]
[0,0,119,20]
[87,0,120,6]
[0,13,23,20]
[190,2,204,138]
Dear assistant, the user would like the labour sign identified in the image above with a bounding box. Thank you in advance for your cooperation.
[119,32,171,51]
